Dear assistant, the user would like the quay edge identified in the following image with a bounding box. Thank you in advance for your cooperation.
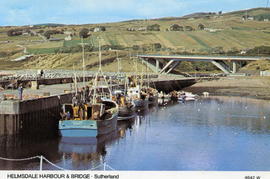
[0,77,197,146]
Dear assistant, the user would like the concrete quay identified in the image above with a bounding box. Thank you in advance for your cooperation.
[0,76,197,140]
[0,92,73,140]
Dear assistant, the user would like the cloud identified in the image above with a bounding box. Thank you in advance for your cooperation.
[0,0,266,26]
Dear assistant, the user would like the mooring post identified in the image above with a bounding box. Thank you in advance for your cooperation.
[40,155,43,171]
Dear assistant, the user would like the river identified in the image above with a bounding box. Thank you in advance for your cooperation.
[1,96,270,171]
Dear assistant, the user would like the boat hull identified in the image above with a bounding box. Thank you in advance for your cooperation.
[118,106,136,120]
[148,96,158,106]
[59,113,118,137]
[97,113,118,136]
[59,120,98,137]
[133,99,148,110]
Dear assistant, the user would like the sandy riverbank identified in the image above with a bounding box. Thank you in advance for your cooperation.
[184,76,270,100]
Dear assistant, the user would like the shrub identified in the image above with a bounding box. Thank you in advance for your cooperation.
[7,29,23,36]
[43,30,63,39]
[185,26,194,31]
[169,24,183,31]
[198,24,205,30]
[79,28,90,38]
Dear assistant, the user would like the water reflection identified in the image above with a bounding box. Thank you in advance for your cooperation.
[57,117,138,170]
[1,97,270,171]
[0,134,61,170]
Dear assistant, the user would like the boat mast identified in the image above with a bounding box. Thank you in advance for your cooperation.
[81,38,86,88]
[146,58,150,88]
[73,64,78,95]
[141,58,144,87]
[92,37,112,103]
[117,50,120,76]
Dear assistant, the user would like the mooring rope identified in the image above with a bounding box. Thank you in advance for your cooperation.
[0,156,40,161]
[105,164,116,171]
[89,164,103,170]
[41,157,67,170]
[0,155,116,171]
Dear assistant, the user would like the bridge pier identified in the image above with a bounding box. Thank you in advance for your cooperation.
[211,60,231,74]
[156,59,160,73]
[233,61,237,74]
[211,60,240,74]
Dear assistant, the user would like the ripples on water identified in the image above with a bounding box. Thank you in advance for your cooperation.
[0,96,270,171]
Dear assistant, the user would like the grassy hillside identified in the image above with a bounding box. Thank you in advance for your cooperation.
[0,7,270,71]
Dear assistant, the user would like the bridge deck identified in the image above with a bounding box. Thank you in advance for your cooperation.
[138,55,270,61]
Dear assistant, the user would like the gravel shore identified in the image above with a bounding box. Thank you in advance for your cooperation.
[184,76,270,100]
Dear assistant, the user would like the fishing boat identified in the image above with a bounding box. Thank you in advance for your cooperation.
[145,87,158,106]
[158,91,171,106]
[170,91,179,102]
[113,90,136,120]
[59,37,118,138]
[178,92,198,102]
[59,97,118,137]
[127,85,148,111]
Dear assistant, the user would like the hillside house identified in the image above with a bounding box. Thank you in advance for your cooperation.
[204,28,222,32]
[127,27,136,31]
[64,35,72,41]
[94,27,101,32]
[242,15,254,21]
[64,31,72,35]
[49,38,63,41]
[138,27,146,31]
[240,50,247,55]
[22,32,30,36]
[94,26,106,32]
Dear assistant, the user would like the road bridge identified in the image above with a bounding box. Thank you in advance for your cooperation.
[138,55,270,74]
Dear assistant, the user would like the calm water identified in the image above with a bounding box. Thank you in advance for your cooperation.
[1,96,270,171]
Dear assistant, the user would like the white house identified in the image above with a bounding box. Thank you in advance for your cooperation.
[64,35,72,41]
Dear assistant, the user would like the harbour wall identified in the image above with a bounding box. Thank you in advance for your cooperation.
[0,93,74,146]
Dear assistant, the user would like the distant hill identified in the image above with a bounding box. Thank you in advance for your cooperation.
[33,23,66,27]
[225,7,270,16]
[0,7,269,71]
[182,12,217,18]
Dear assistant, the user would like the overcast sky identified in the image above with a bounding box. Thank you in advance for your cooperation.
[0,0,268,26]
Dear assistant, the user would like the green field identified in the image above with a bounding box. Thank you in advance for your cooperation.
[0,8,270,71]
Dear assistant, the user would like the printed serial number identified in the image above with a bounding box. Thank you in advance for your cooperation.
[245,176,261,179]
